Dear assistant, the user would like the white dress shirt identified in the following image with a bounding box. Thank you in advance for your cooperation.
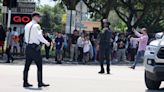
[24,20,48,45]
[83,40,91,53]
[77,36,84,48]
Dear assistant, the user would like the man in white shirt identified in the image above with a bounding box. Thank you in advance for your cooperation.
[23,12,50,88]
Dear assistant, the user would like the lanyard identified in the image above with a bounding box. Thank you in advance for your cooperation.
[28,24,34,44]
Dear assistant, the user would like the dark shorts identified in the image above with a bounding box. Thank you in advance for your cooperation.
[56,49,63,55]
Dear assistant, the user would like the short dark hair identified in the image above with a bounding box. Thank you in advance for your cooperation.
[84,34,89,38]
[74,29,78,32]
[8,27,11,31]
[142,28,147,33]
[13,27,17,31]
[32,12,41,17]
[58,31,62,34]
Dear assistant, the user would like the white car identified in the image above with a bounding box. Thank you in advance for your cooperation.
[144,32,164,90]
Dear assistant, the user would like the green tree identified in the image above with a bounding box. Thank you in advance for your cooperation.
[114,0,164,32]
[61,0,79,10]
[83,0,114,19]
[83,0,115,28]
[58,0,164,32]
[138,1,164,32]
[114,0,150,32]
[42,11,52,31]
[37,5,53,31]
[37,3,66,32]
[52,4,66,31]
[108,11,127,32]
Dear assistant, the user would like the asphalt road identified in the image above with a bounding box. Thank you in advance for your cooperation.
[0,64,164,92]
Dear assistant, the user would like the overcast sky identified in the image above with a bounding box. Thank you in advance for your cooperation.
[35,0,57,6]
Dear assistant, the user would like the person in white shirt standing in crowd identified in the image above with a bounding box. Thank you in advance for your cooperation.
[77,33,84,63]
[11,27,20,55]
[5,28,14,63]
[83,34,92,64]
[23,12,50,88]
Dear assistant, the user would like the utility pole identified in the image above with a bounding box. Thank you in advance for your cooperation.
[79,0,83,32]
[69,10,72,34]
[7,0,12,28]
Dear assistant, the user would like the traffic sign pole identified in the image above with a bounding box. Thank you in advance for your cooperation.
[7,9,11,28]
[7,0,12,28]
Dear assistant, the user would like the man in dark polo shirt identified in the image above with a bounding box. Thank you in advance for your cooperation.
[98,19,113,74]
[70,30,79,61]
[116,34,126,63]
[55,32,64,64]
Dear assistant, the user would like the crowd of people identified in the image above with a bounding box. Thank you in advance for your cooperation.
[0,21,149,69]
[0,26,25,63]
[0,11,155,88]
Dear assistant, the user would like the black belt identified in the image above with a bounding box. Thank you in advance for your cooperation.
[28,43,39,46]
[27,43,41,51]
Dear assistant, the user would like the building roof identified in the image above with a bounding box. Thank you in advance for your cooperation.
[81,21,101,31]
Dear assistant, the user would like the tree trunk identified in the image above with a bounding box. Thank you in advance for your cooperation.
[127,24,132,34]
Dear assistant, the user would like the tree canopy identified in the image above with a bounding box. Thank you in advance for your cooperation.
[61,0,164,32]
[0,0,163,33]
[37,3,66,32]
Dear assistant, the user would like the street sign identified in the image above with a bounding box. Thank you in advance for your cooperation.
[6,14,32,25]
[65,10,76,34]
[11,2,35,13]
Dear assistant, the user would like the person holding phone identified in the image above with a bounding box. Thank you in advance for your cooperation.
[130,28,149,69]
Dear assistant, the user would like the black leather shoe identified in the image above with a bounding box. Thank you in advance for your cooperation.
[38,83,50,87]
[98,70,105,74]
[107,65,110,74]
[6,61,10,63]
[11,58,14,63]
[23,82,33,87]
[56,61,62,64]
[107,71,110,74]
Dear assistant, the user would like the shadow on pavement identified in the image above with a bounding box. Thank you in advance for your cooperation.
[24,87,42,90]
[146,88,164,92]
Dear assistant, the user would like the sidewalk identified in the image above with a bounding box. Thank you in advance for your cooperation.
[0,57,140,66]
